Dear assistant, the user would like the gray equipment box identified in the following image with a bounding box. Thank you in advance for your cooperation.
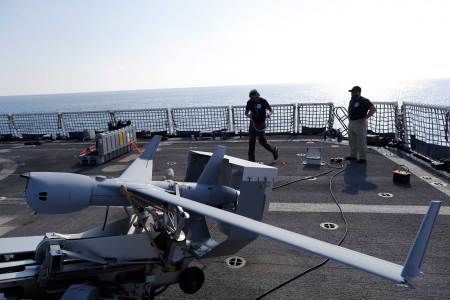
[304,147,322,166]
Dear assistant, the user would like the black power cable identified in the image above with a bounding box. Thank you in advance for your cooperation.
[272,168,336,190]
[102,206,110,231]
[256,163,348,300]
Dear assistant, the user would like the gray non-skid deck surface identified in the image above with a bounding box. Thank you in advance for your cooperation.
[0,138,449,299]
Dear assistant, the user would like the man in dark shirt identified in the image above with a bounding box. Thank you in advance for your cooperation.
[245,89,279,162]
[346,86,376,163]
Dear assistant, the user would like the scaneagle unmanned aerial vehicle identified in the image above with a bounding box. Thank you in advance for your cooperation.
[0,135,441,299]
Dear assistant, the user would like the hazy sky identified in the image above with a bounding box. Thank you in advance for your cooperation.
[1,0,449,96]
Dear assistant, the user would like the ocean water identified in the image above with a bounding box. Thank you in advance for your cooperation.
[0,79,449,114]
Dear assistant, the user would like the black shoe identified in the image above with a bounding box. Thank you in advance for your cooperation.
[273,147,279,160]
[357,159,367,164]
[345,156,356,161]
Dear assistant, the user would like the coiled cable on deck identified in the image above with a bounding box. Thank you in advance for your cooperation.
[256,163,348,300]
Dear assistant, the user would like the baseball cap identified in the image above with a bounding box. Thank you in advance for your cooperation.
[348,86,362,92]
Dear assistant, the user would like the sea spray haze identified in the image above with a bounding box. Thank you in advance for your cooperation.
[0,79,449,114]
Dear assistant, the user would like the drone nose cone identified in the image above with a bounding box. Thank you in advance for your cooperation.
[25,172,93,214]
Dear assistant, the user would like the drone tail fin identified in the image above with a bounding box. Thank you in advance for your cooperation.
[196,146,226,184]
[401,200,441,280]
[120,135,161,182]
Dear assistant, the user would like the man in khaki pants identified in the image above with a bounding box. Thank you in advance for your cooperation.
[345,86,376,163]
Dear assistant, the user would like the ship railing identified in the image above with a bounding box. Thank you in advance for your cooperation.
[1,102,448,160]
[0,114,14,137]
[171,106,230,136]
[114,108,170,136]
[333,102,399,139]
[369,101,400,139]
[232,104,297,134]
[297,102,334,135]
[402,102,450,160]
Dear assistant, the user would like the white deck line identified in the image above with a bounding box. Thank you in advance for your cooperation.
[269,202,450,215]
[0,217,14,226]
[0,216,15,237]
[0,158,17,181]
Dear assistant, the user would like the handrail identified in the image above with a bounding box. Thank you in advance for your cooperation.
[1,102,449,161]
[402,101,450,111]
[333,107,349,137]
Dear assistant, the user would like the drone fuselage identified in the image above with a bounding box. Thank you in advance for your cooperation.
[24,172,239,214]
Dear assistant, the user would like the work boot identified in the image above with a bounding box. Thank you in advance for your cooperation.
[273,147,279,160]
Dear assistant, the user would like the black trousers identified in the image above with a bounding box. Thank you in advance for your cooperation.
[248,121,275,162]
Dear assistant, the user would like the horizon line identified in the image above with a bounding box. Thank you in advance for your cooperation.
[1,77,449,98]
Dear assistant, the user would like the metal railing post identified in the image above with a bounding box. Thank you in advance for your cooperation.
[228,105,233,133]
[167,108,174,135]
[401,103,409,148]
[109,111,117,126]
[446,108,450,143]
[7,114,20,138]
[328,103,334,131]
[443,107,450,160]
[58,113,68,138]
[393,104,400,140]
[231,106,238,135]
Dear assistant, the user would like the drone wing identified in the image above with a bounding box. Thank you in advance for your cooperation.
[120,135,161,182]
[125,183,440,284]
